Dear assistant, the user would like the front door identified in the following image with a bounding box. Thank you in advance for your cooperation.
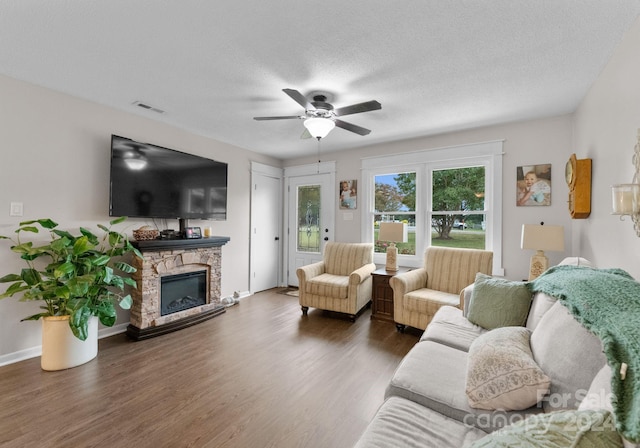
[285,163,335,287]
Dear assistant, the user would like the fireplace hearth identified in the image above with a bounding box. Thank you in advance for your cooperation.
[126,237,230,340]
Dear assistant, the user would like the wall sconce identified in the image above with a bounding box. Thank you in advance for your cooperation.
[521,223,565,280]
[378,222,408,272]
[611,129,640,237]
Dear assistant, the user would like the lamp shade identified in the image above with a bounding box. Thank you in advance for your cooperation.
[303,117,335,139]
[520,224,564,252]
[378,222,408,243]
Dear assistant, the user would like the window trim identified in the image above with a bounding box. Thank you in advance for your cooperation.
[361,140,504,275]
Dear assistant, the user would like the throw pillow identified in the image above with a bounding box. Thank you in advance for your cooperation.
[467,273,532,330]
[466,326,550,411]
[469,409,623,448]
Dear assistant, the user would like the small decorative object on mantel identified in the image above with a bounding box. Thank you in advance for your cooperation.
[133,225,159,241]
[611,128,640,236]
[0,217,141,370]
[565,153,592,219]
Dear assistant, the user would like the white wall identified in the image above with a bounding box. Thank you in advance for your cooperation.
[286,115,575,281]
[573,16,640,280]
[0,74,280,363]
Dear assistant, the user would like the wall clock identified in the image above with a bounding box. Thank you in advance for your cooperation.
[565,153,592,219]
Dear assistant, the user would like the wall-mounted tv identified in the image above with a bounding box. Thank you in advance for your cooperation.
[109,135,227,223]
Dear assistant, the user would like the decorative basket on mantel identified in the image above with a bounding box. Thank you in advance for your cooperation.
[133,226,159,241]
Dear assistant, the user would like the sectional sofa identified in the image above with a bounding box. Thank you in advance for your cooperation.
[354,259,640,447]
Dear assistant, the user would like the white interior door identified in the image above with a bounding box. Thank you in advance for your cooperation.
[286,164,335,287]
[250,163,282,293]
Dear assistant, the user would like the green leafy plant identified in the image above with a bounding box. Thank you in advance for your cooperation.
[0,217,142,340]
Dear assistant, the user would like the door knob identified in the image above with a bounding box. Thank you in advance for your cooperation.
[324,237,329,241]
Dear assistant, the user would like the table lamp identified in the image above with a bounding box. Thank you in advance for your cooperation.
[521,224,564,280]
[378,222,408,272]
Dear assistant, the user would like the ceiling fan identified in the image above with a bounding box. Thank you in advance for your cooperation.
[253,88,381,139]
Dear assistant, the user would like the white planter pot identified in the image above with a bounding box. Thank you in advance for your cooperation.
[41,315,98,371]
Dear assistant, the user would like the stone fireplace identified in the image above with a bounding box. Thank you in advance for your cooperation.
[126,237,230,340]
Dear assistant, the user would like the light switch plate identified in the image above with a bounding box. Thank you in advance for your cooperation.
[10,202,23,217]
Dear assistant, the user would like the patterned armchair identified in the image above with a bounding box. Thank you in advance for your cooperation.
[390,246,493,332]
[297,242,376,322]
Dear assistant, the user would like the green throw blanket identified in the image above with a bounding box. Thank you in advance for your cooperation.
[530,265,640,443]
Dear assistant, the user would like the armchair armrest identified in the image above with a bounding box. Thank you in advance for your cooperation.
[349,263,377,285]
[296,261,326,284]
[389,268,428,296]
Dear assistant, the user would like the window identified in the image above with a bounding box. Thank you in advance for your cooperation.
[362,141,503,274]
[431,166,486,250]
[374,172,416,255]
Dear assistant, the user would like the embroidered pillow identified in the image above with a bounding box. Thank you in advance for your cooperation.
[466,326,550,411]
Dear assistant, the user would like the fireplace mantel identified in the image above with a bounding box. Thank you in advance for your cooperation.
[132,236,230,252]
[127,236,230,340]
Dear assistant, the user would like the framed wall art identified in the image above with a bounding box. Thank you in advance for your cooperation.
[516,163,551,206]
[339,179,357,209]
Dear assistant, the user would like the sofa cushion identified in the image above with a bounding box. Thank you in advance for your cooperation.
[579,364,614,412]
[420,305,487,352]
[525,292,557,331]
[305,273,349,298]
[404,288,459,313]
[469,409,622,448]
[466,327,550,411]
[530,301,607,412]
[467,274,532,330]
[385,341,542,432]
[353,396,488,448]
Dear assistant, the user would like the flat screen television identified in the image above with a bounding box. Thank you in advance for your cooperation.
[109,135,227,225]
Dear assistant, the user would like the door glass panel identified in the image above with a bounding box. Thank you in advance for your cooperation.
[297,185,321,253]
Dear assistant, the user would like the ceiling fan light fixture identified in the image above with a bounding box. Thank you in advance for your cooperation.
[304,117,335,139]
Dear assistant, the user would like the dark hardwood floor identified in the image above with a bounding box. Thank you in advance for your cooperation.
[0,289,420,448]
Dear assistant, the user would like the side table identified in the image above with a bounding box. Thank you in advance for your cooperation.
[371,266,411,322]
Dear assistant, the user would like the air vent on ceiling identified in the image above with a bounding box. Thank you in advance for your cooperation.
[132,101,165,114]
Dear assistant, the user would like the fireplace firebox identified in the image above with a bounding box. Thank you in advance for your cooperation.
[161,270,207,316]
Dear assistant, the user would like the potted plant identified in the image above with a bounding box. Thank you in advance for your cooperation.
[0,217,142,370]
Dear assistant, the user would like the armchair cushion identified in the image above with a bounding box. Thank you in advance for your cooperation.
[305,273,350,299]
[404,289,459,313]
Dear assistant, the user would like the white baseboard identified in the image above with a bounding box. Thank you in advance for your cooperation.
[0,323,129,367]
[0,346,42,367]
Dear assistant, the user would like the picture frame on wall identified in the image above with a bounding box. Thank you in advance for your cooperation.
[339,180,357,209]
[516,163,551,206]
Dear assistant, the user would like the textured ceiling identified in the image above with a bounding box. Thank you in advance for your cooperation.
[1,1,639,160]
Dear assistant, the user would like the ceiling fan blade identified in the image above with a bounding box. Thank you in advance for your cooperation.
[253,115,303,121]
[334,100,381,117]
[334,119,371,136]
[283,88,315,110]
